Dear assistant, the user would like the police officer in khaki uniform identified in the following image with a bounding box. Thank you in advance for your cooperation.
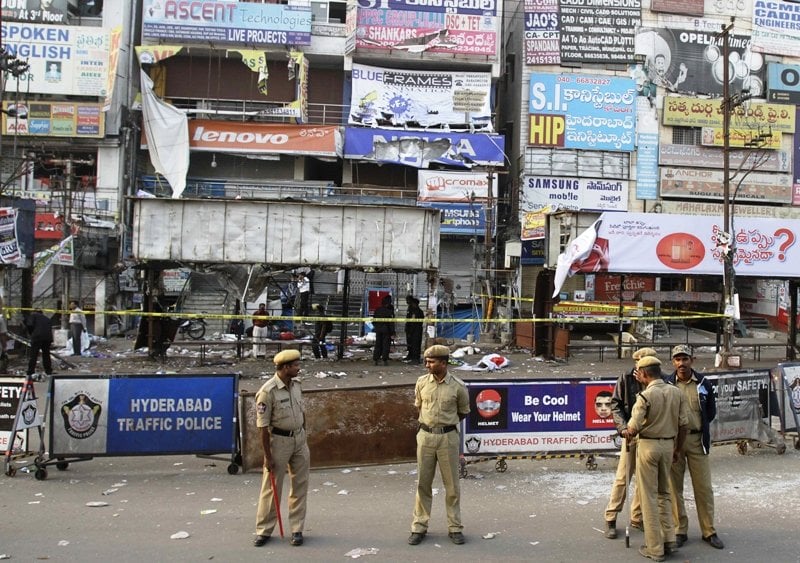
[408,345,470,546]
[604,347,659,539]
[627,355,688,562]
[253,349,309,547]
[667,345,724,550]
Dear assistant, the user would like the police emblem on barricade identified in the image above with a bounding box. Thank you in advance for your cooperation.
[61,393,103,439]
[21,402,38,426]
[465,435,481,454]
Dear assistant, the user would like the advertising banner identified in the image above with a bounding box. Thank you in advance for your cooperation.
[636,132,659,200]
[142,0,311,46]
[343,126,505,168]
[524,0,560,65]
[707,371,779,444]
[521,206,549,240]
[417,170,496,201]
[593,274,655,301]
[528,73,637,152]
[0,378,26,453]
[462,379,618,456]
[659,166,793,204]
[662,97,795,132]
[419,202,487,235]
[0,208,21,264]
[700,127,782,149]
[2,101,105,137]
[355,7,498,57]
[661,200,800,220]
[558,0,641,63]
[659,143,790,172]
[145,121,340,157]
[651,0,703,15]
[49,375,238,456]
[571,211,800,277]
[1,22,110,96]
[767,63,800,104]
[349,63,493,130]
[521,175,630,212]
[1,0,68,24]
[358,0,497,16]
[635,27,766,97]
[752,0,800,57]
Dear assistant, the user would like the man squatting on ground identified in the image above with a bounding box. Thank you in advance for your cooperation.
[253,349,309,548]
[604,347,659,538]
[408,345,470,546]
[627,355,688,562]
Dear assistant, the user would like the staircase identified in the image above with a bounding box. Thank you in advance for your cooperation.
[175,274,232,337]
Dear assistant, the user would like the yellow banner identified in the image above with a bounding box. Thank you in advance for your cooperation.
[700,127,783,149]
[230,49,269,96]
[135,45,184,64]
[663,97,796,132]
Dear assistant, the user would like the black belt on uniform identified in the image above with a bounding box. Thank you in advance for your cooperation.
[640,436,675,440]
[690,429,702,434]
[271,427,301,437]
[419,423,457,434]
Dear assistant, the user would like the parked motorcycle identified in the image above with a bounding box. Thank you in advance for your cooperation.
[177,317,207,340]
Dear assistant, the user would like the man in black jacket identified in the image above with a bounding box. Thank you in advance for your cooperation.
[603,347,658,539]
[25,309,53,377]
[372,295,395,366]
[667,345,724,550]
[404,295,424,365]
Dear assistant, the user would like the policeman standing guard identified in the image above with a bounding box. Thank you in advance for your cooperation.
[627,355,688,562]
[253,349,309,547]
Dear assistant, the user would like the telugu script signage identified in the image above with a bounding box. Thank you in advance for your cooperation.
[650,0,703,15]
[658,144,790,172]
[558,0,641,63]
[141,0,312,46]
[659,166,792,204]
[528,73,636,152]
[662,97,795,132]
[521,175,629,212]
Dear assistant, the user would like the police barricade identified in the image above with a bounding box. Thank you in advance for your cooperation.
[238,384,418,472]
[461,378,619,476]
[1,377,26,455]
[33,374,240,480]
[705,369,787,454]
[771,363,800,450]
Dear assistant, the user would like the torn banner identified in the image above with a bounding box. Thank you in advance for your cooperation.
[551,219,601,298]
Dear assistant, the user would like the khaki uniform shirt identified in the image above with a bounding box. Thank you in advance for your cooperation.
[415,372,470,427]
[675,375,702,432]
[255,374,305,432]
[629,379,688,438]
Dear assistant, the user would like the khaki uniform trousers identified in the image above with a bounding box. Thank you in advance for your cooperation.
[604,438,642,523]
[255,430,310,536]
[411,429,462,533]
[670,432,716,537]
[636,438,675,558]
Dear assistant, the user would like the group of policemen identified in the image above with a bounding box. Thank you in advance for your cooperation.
[604,345,723,561]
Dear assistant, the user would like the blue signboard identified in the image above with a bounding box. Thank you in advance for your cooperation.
[528,73,636,152]
[49,374,238,456]
[635,132,659,200]
[142,0,311,46]
[344,127,505,168]
[768,62,800,104]
[419,202,488,235]
[462,378,617,455]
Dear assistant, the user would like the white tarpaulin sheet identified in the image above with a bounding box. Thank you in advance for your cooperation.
[132,199,440,270]
[349,63,493,130]
[568,212,800,278]
[140,69,189,199]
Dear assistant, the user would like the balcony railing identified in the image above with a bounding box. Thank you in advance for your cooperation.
[170,98,348,126]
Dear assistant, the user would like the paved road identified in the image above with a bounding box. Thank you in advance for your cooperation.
[2,438,798,562]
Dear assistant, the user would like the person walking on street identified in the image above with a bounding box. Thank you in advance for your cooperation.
[667,345,724,550]
[627,355,688,562]
[252,303,269,359]
[404,295,424,365]
[603,347,659,539]
[69,300,87,356]
[372,295,395,366]
[296,273,311,319]
[311,304,333,360]
[408,345,470,546]
[25,309,53,377]
[253,350,309,548]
